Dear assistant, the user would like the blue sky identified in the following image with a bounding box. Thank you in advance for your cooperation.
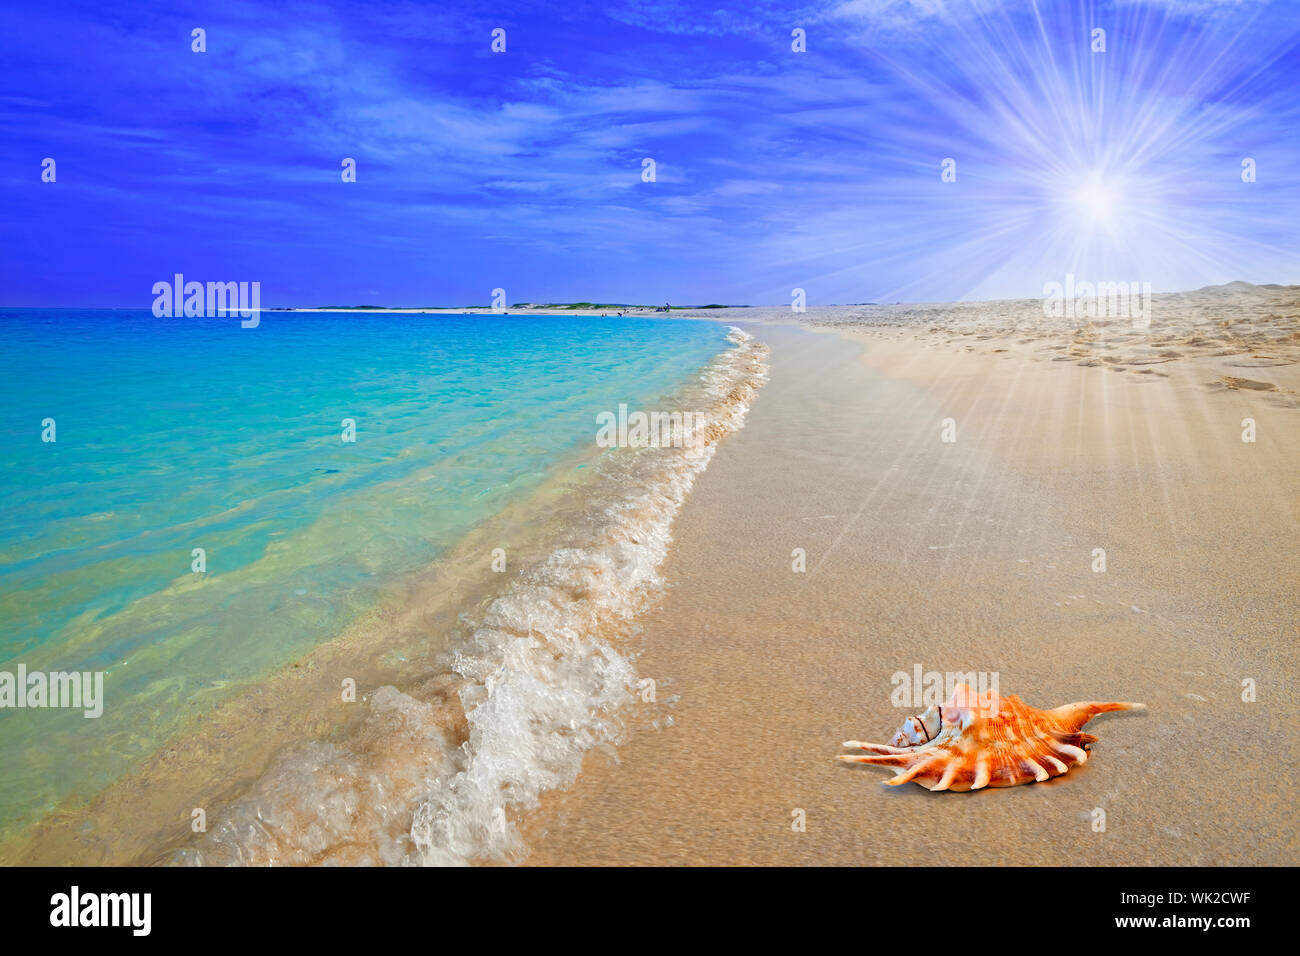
[2,0,1298,307]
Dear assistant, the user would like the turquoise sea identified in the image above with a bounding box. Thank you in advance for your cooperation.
[0,308,738,847]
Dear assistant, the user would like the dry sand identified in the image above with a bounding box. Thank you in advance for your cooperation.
[519,284,1300,865]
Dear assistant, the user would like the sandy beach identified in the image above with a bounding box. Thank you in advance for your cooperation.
[518,284,1300,866]
[3,286,1295,867]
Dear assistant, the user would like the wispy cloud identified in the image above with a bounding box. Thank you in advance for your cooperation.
[1,0,1297,306]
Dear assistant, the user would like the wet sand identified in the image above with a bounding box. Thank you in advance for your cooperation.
[520,288,1300,866]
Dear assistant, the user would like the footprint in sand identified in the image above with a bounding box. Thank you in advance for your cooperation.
[1216,375,1278,391]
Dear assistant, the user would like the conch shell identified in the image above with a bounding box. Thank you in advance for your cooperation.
[839,683,1143,791]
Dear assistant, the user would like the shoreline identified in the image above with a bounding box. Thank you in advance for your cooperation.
[276,307,719,318]
[0,325,768,866]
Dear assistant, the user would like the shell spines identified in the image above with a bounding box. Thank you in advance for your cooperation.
[839,683,1142,791]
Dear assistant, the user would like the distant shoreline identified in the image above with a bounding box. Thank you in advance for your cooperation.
[274,304,745,317]
[6,281,1296,314]
[270,280,1295,317]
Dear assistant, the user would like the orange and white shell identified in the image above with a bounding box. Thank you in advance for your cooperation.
[839,683,1143,791]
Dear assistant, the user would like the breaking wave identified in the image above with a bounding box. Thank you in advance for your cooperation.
[171,328,769,866]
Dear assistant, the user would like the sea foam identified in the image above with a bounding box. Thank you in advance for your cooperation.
[172,328,769,866]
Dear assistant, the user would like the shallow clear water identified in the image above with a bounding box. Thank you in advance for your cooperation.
[0,308,731,839]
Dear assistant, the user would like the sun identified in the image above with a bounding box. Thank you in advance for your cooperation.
[1070,172,1124,232]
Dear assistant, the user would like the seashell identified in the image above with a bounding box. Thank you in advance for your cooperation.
[838,683,1143,791]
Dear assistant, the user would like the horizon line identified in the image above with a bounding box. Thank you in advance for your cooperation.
[3,278,1298,313]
